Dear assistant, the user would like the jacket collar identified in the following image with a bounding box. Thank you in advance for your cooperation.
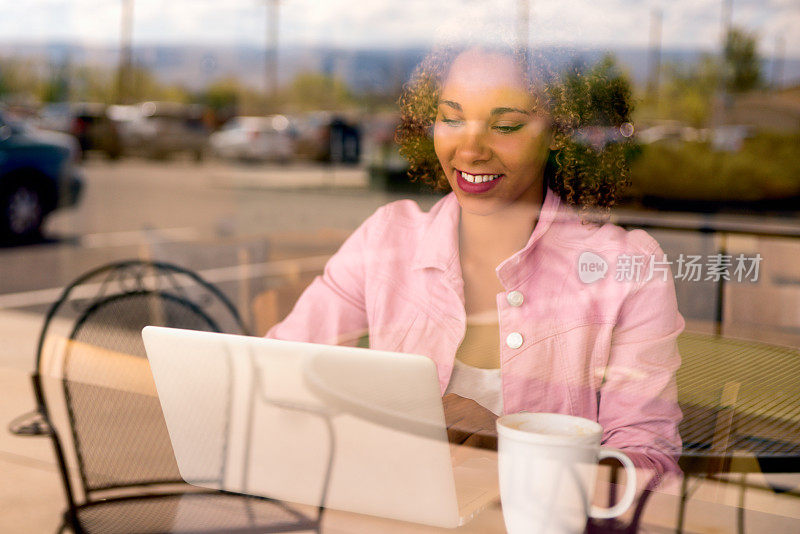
[411,192,461,272]
[412,188,565,277]
[495,187,565,285]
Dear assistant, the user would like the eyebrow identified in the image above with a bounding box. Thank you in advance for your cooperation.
[439,100,531,116]
[490,106,531,116]
[439,100,462,112]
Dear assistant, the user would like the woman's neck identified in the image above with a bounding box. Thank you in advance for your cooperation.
[459,194,543,268]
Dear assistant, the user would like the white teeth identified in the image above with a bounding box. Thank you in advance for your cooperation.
[461,171,500,184]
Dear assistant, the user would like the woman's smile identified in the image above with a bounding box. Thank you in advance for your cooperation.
[455,169,504,193]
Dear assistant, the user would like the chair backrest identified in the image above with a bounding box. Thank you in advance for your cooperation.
[36,260,248,500]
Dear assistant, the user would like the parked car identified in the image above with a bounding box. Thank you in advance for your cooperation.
[38,102,123,160]
[362,113,439,194]
[0,110,83,241]
[210,115,294,162]
[121,101,209,161]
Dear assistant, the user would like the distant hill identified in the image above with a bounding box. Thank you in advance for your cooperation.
[2,41,798,94]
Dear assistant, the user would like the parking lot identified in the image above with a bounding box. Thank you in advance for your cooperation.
[0,157,436,295]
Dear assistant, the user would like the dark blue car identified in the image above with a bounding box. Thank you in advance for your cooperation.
[0,110,83,242]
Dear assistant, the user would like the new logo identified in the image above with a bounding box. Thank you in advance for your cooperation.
[578,252,608,284]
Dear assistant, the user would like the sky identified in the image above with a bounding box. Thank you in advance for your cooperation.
[1,0,798,57]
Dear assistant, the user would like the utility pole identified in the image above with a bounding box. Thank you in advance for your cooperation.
[647,7,663,102]
[772,35,785,89]
[714,0,734,127]
[117,0,134,104]
[516,0,530,52]
[265,0,280,106]
[720,0,733,50]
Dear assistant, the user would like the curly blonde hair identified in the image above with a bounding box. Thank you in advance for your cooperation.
[395,45,633,214]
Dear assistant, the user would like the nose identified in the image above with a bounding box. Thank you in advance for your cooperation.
[456,120,492,163]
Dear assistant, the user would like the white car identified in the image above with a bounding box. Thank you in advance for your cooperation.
[210,115,294,163]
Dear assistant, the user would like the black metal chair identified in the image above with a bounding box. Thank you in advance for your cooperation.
[674,332,800,534]
[9,260,328,534]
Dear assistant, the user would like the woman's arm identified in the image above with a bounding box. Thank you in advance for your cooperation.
[597,241,684,484]
[265,208,382,346]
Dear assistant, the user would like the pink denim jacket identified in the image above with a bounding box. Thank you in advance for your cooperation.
[267,188,683,477]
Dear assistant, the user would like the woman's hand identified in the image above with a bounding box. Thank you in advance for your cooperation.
[443,393,498,451]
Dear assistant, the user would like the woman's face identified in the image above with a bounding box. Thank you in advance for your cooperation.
[433,49,550,216]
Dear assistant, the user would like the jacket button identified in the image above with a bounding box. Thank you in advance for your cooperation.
[506,290,524,307]
[506,332,523,349]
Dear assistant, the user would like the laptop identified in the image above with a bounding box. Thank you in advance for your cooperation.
[142,326,499,528]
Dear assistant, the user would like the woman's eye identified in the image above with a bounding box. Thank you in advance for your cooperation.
[493,123,524,134]
[439,116,463,126]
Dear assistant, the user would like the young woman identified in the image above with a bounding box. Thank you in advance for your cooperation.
[267,45,682,482]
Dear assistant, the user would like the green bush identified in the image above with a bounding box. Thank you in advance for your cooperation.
[629,133,800,201]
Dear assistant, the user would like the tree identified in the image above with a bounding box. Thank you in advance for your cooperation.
[281,72,354,111]
[202,78,240,112]
[724,27,761,93]
[40,61,71,103]
[0,58,43,99]
[70,66,116,103]
[127,64,190,103]
[198,78,273,118]
[550,53,634,128]
[660,55,720,128]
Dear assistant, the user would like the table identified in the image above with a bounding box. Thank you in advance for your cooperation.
[311,474,800,533]
[675,333,800,533]
[6,325,800,533]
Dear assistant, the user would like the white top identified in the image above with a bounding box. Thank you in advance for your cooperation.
[444,358,503,416]
[444,311,504,416]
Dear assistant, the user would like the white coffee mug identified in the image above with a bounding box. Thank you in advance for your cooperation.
[496,412,637,534]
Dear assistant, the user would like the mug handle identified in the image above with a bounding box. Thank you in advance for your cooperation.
[589,448,637,520]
